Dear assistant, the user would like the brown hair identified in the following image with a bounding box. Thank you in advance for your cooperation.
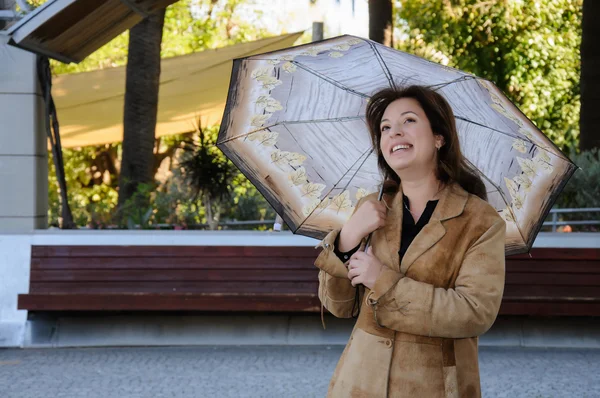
[365,85,487,201]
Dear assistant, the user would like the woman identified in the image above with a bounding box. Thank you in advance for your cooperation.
[315,85,506,398]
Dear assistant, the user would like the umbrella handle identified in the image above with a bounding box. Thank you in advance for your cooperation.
[363,182,386,251]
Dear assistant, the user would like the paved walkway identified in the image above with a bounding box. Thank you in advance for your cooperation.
[1,346,598,397]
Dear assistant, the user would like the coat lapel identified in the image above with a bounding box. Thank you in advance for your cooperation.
[381,185,403,272]
[398,182,469,275]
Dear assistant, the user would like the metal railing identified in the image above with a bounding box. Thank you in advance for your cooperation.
[79,209,599,231]
[543,208,600,232]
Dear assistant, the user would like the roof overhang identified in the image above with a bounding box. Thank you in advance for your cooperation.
[6,0,177,63]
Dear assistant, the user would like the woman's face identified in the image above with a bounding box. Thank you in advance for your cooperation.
[379,97,444,176]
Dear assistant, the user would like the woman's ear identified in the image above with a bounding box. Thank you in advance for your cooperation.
[435,134,445,149]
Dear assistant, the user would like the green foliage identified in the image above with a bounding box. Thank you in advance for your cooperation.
[551,149,600,231]
[48,145,120,228]
[48,130,276,229]
[555,149,600,208]
[119,182,155,229]
[396,0,582,153]
[179,126,237,204]
[50,0,275,75]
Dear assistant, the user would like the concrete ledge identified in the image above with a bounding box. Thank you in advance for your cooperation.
[0,321,26,347]
[19,230,600,248]
[22,314,600,349]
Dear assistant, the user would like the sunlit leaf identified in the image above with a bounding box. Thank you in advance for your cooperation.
[332,44,350,51]
[251,67,271,79]
[330,190,352,213]
[288,167,308,186]
[256,95,283,112]
[534,150,551,164]
[512,192,525,210]
[256,75,282,90]
[300,47,320,57]
[301,182,326,199]
[250,114,272,128]
[504,177,519,199]
[513,174,532,191]
[500,208,516,223]
[257,131,278,147]
[271,150,289,166]
[247,130,267,141]
[302,199,320,217]
[286,152,307,167]
[282,62,297,73]
[512,139,527,153]
[317,197,331,209]
[356,188,370,201]
[517,157,538,178]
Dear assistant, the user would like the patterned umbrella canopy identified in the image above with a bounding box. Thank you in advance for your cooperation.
[217,35,576,255]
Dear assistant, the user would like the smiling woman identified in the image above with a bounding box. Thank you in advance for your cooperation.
[315,85,506,398]
[366,86,487,202]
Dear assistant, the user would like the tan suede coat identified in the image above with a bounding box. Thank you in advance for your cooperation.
[315,182,506,398]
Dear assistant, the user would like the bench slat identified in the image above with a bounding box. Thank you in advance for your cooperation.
[30,281,319,294]
[31,245,320,258]
[30,269,318,282]
[505,272,600,286]
[18,293,320,312]
[31,256,316,270]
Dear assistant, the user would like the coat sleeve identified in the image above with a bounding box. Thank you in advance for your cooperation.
[365,218,506,338]
[314,197,369,318]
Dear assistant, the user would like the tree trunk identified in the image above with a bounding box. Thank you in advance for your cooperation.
[580,0,600,152]
[118,9,166,210]
[369,0,393,47]
[204,196,219,230]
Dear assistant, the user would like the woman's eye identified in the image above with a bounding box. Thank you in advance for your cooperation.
[381,126,390,132]
[405,118,416,124]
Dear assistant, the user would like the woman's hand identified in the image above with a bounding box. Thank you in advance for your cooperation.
[338,199,387,251]
[347,247,384,289]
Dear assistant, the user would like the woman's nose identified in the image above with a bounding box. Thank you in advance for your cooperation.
[390,126,404,136]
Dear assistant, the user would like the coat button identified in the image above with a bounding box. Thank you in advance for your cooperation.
[324,243,330,249]
[385,339,392,348]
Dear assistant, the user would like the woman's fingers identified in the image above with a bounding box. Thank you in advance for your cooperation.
[347,268,357,279]
[350,275,363,287]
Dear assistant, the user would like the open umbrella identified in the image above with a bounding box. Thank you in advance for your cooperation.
[217,35,576,255]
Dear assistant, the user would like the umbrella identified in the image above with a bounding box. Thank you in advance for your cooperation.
[217,35,576,255]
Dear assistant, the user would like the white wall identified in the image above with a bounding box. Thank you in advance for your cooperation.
[0,234,32,347]
[0,36,47,232]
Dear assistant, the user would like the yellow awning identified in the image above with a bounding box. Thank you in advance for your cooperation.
[52,32,303,148]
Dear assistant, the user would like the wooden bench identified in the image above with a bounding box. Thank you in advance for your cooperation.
[18,245,600,316]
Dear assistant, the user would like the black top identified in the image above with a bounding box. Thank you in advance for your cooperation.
[334,195,439,263]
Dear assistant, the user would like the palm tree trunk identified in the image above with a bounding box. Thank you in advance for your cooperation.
[580,0,600,151]
[118,8,166,210]
[369,0,393,47]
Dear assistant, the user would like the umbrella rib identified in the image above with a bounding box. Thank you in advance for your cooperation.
[297,146,375,228]
[454,115,523,141]
[338,147,377,193]
[426,75,478,91]
[281,124,314,161]
[283,61,370,99]
[366,41,396,90]
[217,116,366,144]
